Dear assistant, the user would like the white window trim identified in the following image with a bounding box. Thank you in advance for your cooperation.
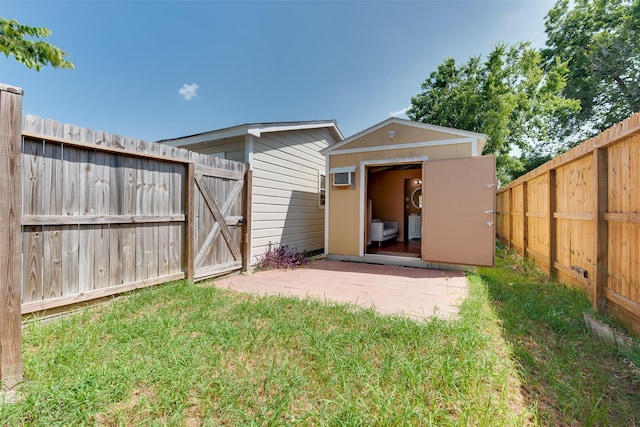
[318,170,326,209]
[358,156,430,257]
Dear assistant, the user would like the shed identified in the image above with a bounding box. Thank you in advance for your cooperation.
[321,117,496,268]
[159,121,344,265]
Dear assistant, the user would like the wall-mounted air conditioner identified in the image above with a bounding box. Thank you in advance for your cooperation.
[330,166,356,187]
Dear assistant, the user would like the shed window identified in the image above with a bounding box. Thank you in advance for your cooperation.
[318,173,326,209]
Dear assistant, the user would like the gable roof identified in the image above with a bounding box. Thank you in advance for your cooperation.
[158,120,344,147]
[322,117,488,155]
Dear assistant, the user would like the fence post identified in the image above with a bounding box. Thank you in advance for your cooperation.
[0,84,23,390]
[548,170,557,279]
[185,162,195,281]
[593,147,608,312]
[522,182,528,257]
[242,169,253,272]
[507,188,513,249]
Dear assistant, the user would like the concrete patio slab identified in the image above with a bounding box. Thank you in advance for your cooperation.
[213,260,469,320]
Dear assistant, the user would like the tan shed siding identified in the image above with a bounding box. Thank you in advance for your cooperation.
[251,128,335,262]
[326,142,472,257]
[341,124,462,151]
[330,143,472,168]
[328,184,361,256]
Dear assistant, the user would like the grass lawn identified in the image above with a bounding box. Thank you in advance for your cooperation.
[1,248,639,426]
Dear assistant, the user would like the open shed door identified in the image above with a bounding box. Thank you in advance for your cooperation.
[422,156,496,266]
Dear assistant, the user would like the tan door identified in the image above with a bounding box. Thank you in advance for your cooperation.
[422,156,496,266]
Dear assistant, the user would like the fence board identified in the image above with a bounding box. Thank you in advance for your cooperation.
[79,225,95,292]
[43,142,62,215]
[43,227,63,299]
[157,146,170,277]
[94,225,109,289]
[77,128,94,293]
[22,139,42,216]
[169,154,185,274]
[23,226,42,303]
[61,225,79,295]
[526,174,549,267]
[62,146,79,216]
[121,224,136,284]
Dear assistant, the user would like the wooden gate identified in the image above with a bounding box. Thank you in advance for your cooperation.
[189,162,249,280]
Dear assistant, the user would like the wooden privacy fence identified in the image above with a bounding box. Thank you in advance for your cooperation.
[0,84,250,389]
[497,112,640,336]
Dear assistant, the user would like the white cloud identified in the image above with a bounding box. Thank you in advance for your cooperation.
[389,106,410,117]
[179,83,199,100]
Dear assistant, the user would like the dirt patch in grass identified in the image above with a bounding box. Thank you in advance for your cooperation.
[95,386,157,426]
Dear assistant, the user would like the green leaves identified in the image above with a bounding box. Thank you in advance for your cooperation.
[0,18,74,71]
[543,0,640,140]
[408,42,578,184]
[409,0,639,184]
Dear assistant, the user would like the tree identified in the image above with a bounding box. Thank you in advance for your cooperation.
[0,18,73,71]
[543,0,640,142]
[408,42,578,184]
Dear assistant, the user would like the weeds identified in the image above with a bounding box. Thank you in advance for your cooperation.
[255,242,307,270]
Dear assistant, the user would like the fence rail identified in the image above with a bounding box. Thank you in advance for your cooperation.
[497,112,640,336]
[0,84,249,388]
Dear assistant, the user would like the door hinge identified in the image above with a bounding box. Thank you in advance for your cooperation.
[485,210,495,214]
[485,221,494,226]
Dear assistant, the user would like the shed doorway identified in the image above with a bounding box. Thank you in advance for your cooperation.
[365,163,422,258]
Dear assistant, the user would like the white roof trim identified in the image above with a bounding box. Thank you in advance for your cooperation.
[329,166,356,174]
[326,137,476,156]
[160,121,344,147]
[322,117,487,154]
[249,122,341,137]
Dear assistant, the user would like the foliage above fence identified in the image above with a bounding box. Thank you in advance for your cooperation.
[497,112,640,337]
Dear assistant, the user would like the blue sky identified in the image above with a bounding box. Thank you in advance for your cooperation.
[1,0,555,141]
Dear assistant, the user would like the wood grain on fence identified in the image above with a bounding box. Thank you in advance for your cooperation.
[497,112,640,336]
[19,115,247,315]
[0,84,23,389]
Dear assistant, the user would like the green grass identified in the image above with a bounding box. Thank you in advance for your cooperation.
[1,249,638,425]
[477,246,640,426]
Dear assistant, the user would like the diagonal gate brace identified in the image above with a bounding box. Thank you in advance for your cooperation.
[194,174,243,262]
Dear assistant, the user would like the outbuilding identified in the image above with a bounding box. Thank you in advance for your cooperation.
[159,121,344,265]
[322,117,496,268]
